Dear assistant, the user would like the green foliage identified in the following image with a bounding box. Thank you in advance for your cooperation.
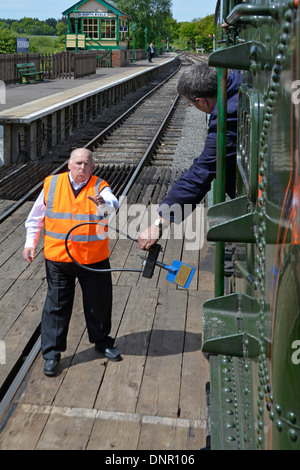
[194,15,216,52]
[114,0,173,48]
[11,17,55,35]
[56,21,68,37]
[113,1,215,52]
[0,21,10,30]
[175,15,216,52]
[0,16,67,54]
[0,26,17,53]
[0,9,215,54]
[28,36,64,53]
[0,17,67,37]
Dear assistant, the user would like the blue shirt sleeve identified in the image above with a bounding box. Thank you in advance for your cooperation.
[158,130,217,222]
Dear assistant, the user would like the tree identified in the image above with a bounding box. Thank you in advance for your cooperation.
[0,21,9,30]
[56,21,67,37]
[114,0,173,48]
[0,27,16,53]
[180,23,197,37]
[45,18,57,29]
[9,17,56,36]
[194,15,215,52]
[175,15,215,52]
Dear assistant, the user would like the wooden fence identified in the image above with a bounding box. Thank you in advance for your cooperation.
[0,50,112,84]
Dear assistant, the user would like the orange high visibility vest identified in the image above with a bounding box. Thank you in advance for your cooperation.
[43,172,110,264]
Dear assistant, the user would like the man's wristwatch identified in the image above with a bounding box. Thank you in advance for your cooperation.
[154,218,163,230]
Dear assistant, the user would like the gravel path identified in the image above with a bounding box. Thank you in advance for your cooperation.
[172,102,208,172]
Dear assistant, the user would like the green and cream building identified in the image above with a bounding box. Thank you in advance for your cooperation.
[63,0,132,64]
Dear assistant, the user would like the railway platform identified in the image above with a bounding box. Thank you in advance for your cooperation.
[0,53,177,165]
[0,204,214,450]
[0,53,176,113]
[0,52,213,450]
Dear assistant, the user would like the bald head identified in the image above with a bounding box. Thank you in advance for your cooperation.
[68,148,95,185]
[69,148,94,163]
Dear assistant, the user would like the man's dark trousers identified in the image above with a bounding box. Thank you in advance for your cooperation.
[41,258,113,360]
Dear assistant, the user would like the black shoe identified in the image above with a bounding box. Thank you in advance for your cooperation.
[95,344,122,362]
[43,359,59,377]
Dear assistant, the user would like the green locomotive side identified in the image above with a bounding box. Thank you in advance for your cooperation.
[203,0,300,450]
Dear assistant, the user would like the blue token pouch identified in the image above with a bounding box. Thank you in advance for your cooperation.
[164,260,195,288]
[141,244,195,288]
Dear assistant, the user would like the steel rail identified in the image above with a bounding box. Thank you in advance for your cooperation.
[119,93,180,200]
[0,60,181,226]
[0,336,41,421]
[0,159,68,225]
[84,62,181,152]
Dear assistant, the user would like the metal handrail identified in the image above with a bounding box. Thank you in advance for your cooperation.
[214,67,228,297]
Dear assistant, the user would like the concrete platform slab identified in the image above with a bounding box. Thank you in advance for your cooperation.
[0,54,176,123]
[0,54,178,165]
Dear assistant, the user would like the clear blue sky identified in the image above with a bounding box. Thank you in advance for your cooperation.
[0,0,216,22]
[172,0,215,22]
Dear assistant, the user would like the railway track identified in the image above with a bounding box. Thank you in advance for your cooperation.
[0,55,208,426]
[0,53,204,207]
[0,60,184,219]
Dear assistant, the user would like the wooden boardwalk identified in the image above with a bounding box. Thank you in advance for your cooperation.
[0,201,215,450]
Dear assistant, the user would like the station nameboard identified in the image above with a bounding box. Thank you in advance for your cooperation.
[77,12,109,17]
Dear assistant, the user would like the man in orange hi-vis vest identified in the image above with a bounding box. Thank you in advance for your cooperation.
[23,148,121,376]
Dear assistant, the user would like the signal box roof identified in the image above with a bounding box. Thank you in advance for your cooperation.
[62,0,132,19]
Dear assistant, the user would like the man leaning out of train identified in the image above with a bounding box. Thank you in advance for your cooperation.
[138,62,243,251]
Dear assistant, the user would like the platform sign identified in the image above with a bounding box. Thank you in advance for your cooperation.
[119,26,128,32]
[80,12,109,17]
[16,37,29,53]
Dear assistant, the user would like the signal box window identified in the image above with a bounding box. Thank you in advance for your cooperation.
[101,19,116,39]
[83,19,98,39]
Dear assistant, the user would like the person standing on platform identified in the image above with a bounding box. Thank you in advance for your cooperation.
[147,42,155,63]
[23,148,121,377]
[138,62,242,251]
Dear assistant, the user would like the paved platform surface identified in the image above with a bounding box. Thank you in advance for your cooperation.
[0,54,176,120]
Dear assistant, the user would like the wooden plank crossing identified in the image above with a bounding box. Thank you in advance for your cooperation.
[0,203,215,450]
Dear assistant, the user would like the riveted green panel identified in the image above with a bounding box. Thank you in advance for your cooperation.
[209,41,267,71]
[206,195,291,244]
[225,3,279,26]
[210,355,256,450]
[202,292,263,357]
[207,196,256,243]
[237,85,264,202]
[207,0,300,452]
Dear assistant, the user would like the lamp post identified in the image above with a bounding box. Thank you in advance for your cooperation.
[132,23,136,62]
[73,5,81,53]
[144,27,148,60]
[208,34,216,51]
[158,32,161,56]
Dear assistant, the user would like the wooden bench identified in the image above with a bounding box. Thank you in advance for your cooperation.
[16,62,44,84]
